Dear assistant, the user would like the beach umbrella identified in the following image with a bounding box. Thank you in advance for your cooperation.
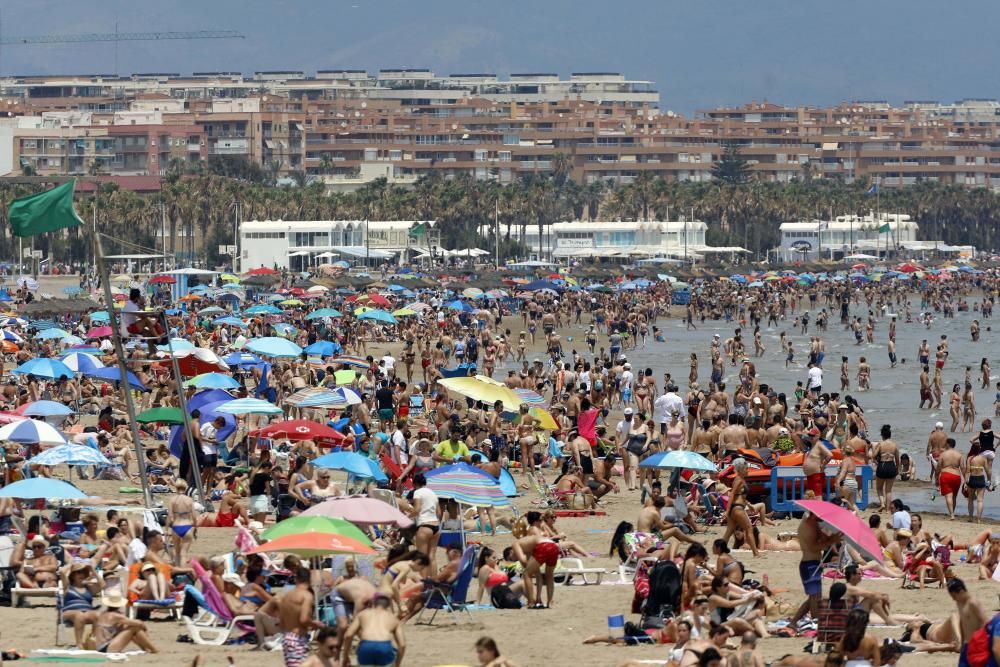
[312,451,388,482]
[62,286,83,296]
[425,466,510,508]
[525,407,558,430]
[220,274,240,283]
[246,267,279,276]
[246,336,303,358]
[285,387,343,408]
[334,387,363,405]
[0,478,86,499]
[279,299,305,307]
[514,388,547,406]
[303,341,342,357]
[302,497,413,527]
[438,376,524,412]
[31,443,110,467]
[273,323,298,338]
[213,316,248,328]
[35,328,70,341]
[405,302,431,311]
[260,515,372,544]
[391,308,417,317]
[794,499,883,563]
[640,450,717,471]
[12,358,74,380]
[60,352,105,374]
[215,398,282,415]
[445,299,474,312]
[161,347,229,375]
[85,367,147,391]
[330,356,369,369]
[359,293,391,308]
[462,288,484,299]
[306,308,343,320]
[148,275,176,285]
[21,400,74,418]
[245,304,283,316]
[222,352,263,367]
[156,338,196,352]
[184,373,240,390]
[0,419,67,444]
[136,406,184,425]
[357,309,398,324]
[245,532,375,558]
[85,326,112,339]
[1,340,18,353]
[252,419,348,443]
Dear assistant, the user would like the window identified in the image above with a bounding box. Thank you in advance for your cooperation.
[22,139,36,149]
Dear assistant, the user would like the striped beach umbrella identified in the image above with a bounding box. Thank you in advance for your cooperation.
[425,465,510,508]
[330,355,369,369]
[514,388,547,406]
[31,443,111,467]
[215,398,283,415]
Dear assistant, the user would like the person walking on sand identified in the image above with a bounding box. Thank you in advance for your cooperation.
[279,567,324,667]
[937,438,964,521]
[789,512,842,628]
[341,594,405,667]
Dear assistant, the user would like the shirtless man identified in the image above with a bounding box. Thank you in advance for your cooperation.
[919,366,932,409]
[279,567,324,667]
[730,631,763,667]
[948,578,989,662]
[718,414,750,456]
[332,576,376,645]
[937,438,964,520]
[789,512,842,627]
[341,594,405,667]
[636,497,699,546]
[926,421,948,484]
[802,435,833,500]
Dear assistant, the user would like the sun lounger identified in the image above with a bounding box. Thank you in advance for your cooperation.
[554,558,607,585]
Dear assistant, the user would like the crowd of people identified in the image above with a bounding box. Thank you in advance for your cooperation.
[0,261,999,667]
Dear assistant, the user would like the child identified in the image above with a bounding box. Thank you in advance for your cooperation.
[898,453,916,482]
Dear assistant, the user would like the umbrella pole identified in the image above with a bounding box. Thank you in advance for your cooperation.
[161,319,210,509]
[92,230,153,509]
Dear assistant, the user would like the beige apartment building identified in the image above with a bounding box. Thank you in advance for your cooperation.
[2,69,1000,190]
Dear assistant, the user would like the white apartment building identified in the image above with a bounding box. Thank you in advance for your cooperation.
[777,213,918,261]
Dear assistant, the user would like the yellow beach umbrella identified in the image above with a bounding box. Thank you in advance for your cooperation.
[392,308,417,317]
[437,376,524,412]
[527,407,558,430]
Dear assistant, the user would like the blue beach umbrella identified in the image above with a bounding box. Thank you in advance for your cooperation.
[31,443,110,467]
[304,341,342,357]
[311,451,387,482]
[35,328,70,341]
[85,366,147,391]
[222,352,264,367]
[12,358,74,379]
[640,450,717,471]
[0,478,86,499]
[215,398,283,415]
[22,400,75,418]
[60,352,106,373]
[184,373,240,390]
[306,308,343,320]
[357,309,398,324]
[245,336,303,358]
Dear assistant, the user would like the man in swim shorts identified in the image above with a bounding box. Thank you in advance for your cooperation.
[790,512,841,628]
[341,594,405,667]
[937,438,964,520]
[279,568,321,667]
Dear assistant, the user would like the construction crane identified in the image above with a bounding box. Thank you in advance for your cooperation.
[0,26,245,76]
[0,30,244,45]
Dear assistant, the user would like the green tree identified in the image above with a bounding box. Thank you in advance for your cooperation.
[711,144,751,185]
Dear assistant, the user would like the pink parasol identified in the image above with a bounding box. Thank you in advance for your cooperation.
[85,325,112,339]
[794,499,883,563]
[301,496,414,527]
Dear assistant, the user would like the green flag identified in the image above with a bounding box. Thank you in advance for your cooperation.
[8,180,84,238]
[878,223,890,233]
[408,222,426,238]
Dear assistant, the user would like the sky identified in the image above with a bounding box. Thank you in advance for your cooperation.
[2,0,1000,115]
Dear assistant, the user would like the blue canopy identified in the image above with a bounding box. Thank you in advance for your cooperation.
[304,341,342,357]
[85,366,146,391]
[522,279,561,292]
[167,389,238,458]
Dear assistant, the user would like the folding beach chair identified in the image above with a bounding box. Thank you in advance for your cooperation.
[416,545,478,625]
[181,559,254,645]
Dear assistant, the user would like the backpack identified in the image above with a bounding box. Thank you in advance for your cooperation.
[641,560,682,628]
[490,584,522,609]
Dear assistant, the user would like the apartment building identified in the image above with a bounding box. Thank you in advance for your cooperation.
[4,69,1000,191]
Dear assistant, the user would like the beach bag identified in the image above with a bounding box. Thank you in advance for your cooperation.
[641,560,681,628]
[964,626,991,667]
[490,584,522,609]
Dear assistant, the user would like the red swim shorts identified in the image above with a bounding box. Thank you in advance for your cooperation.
[939,471,961,496]
[805,472,826,498]
[533,540,560,567]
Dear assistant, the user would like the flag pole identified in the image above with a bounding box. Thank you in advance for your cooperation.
[91,228,153,508]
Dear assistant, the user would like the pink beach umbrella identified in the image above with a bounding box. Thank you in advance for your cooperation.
[85,325,113,339]
[793,499,883,563]
[301,496,414,527]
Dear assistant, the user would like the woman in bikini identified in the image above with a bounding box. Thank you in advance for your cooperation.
[964,445,989,523]
[516,404,539,476]
[167,481,197,566]
[949,384,962,432]
[721,459,759,557]
[961,383,977,433]
[836,443,859,513]
[871,425,899,513]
